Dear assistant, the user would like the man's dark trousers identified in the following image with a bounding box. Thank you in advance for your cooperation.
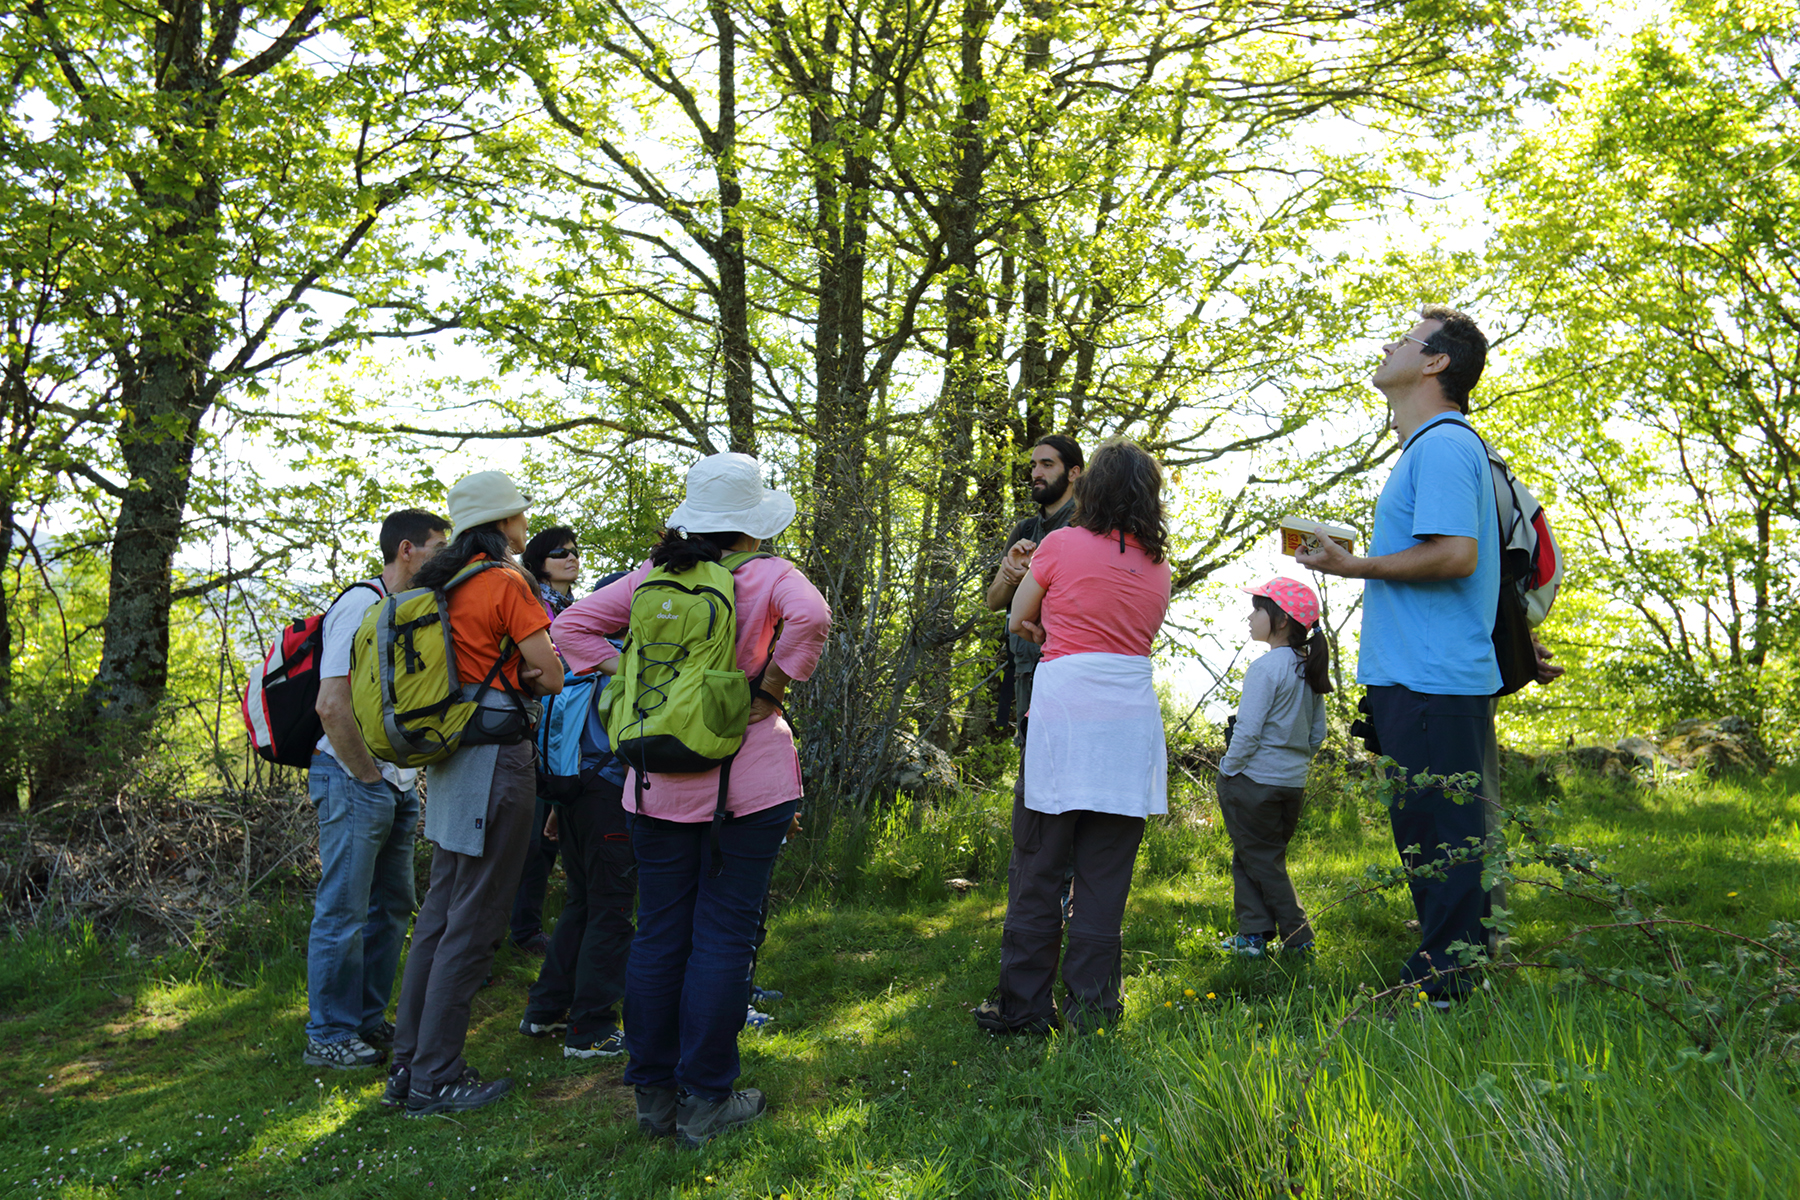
[525,771,636,1042]
[1365,684,1491,998]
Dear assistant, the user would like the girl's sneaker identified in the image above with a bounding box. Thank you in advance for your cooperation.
[1219,933,1268,957]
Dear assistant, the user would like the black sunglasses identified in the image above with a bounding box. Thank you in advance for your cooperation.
[545,547,580,560]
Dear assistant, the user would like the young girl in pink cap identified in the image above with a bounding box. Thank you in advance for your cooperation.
[1216,576,1333,957]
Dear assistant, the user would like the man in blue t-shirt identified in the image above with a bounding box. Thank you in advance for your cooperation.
[1299,306,1498,1002]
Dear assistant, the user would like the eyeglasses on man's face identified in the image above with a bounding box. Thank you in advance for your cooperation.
[1401,333,1438,353]
[546,547,580,560]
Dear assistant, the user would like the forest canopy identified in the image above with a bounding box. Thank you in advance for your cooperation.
[2,0,1794,806]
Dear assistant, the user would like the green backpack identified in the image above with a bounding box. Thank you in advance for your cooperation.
[350,560,533,767]
[601,551,775,780]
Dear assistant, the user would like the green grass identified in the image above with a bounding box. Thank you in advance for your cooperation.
[4,762,1799,1199]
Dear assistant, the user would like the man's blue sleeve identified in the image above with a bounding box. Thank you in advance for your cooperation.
[1409,432,1486,540]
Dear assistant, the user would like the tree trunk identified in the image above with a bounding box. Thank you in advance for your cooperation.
[711,0,754,455]
[84,0,222,727]
[0,487,15,812]
[1018,0,1053,465]
[920,0,991,746]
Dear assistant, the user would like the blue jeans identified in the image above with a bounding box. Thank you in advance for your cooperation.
[623,800,797,1100]
[305,751,418,1044]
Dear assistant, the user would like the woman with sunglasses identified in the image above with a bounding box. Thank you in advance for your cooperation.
[523,526,583,622]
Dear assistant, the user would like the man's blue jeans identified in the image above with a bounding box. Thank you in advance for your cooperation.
[623,800,797,1101]
[305,751,418,1044]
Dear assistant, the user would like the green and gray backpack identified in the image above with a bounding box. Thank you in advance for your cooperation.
[350,560,532,767]
[601,551,776,781]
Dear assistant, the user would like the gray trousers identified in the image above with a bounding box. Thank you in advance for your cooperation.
[392,741,535,1090]
[1216,772,1313,944]
[997,778,1145,1031]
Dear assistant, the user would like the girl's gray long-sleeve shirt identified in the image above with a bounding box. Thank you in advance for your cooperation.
[1218,646,1326,788]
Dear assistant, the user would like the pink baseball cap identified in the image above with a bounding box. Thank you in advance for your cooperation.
[1243,576,1321,628]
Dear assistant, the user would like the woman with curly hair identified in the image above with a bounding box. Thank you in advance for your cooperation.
[975,437,1173,1037]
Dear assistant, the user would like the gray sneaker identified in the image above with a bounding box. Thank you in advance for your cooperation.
[303,1036,385,1069]
[636,1084,678,1137]
[359,1019,397,1048]
[676,1088,766,1149]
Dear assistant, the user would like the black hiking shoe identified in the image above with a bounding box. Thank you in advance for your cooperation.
[405,1068,512,1116]
[359,1019,397,1049]
[972,994,1058,1036]
[518,1014,569,1039]
[379,1064,410,1108]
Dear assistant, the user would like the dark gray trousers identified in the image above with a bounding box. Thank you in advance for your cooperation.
[392,741,535,1090]
[997,779,1144,1031]
[1216,772,1313,944]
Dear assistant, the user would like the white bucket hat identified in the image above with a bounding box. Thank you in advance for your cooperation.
[666,453,796,541]
[446,470,530,538]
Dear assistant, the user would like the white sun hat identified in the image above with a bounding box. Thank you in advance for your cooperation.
[666,453,796,541]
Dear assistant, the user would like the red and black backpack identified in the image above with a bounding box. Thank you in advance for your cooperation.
[242,581,383,767]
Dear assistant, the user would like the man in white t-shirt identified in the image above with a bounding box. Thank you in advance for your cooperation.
[303,508,449,1069]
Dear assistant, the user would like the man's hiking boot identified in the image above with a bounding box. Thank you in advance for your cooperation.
[972,996,1057,1036]
[379,1064,410,1108]
[636,1084,679,1138]
[675,1088,766,1148]
[405,1067,512,1116]
[1219,933,1269,957]
[564,1027,626,1060]
[359,1019,397,1049]
[518,1014,569,1039]
[303,1035,385,1070]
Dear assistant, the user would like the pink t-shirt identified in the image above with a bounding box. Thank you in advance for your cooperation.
[1030,526,1172,661]
[551,555,832,823]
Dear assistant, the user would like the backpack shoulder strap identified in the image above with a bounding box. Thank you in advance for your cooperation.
[1411,416,1526,550]
[442,558,512,592]
[722,550,778,573]
[325,578,384,614]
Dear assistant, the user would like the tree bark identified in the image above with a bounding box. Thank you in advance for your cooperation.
[920,0,991,746]
[85,0,223,727]
[712,0,754,454]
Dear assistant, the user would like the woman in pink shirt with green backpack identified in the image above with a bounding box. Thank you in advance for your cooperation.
[975,437,1173,1036]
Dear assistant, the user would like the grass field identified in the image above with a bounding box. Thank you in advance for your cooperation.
[3,760,1798,1199]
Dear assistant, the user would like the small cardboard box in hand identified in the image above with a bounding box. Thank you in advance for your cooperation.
[1276,517,1357,558]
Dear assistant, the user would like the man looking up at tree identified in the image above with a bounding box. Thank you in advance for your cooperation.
[304,508,450,1068]
[985,436,1084,738]
[1298,308,1498,1005]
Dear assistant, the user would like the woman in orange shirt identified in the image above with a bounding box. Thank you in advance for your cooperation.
[384,470,564,1116]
